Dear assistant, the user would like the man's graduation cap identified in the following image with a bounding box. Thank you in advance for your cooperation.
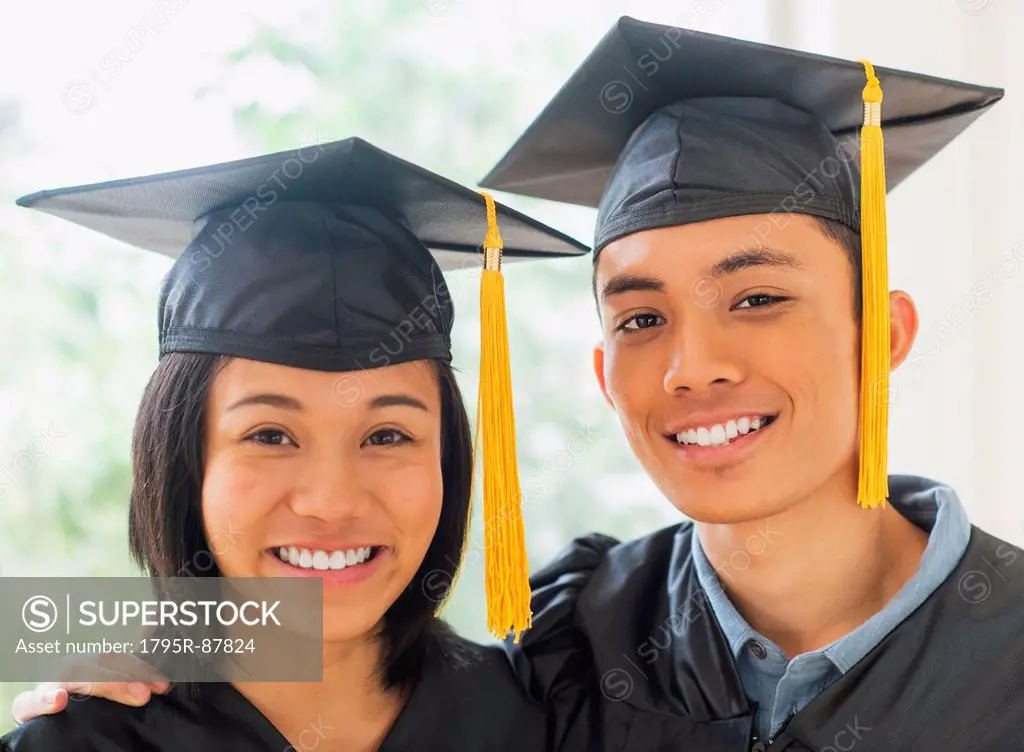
[17,137,589,640]
[480,16,1003,509]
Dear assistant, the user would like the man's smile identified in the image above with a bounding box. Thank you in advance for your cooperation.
[662,413,779,467]
[667,414,778,447]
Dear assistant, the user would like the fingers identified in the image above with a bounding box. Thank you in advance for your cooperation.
[11,684,68,724]
[66,681,155,707]
[60,678,172,706]
[91,654,171,685]
[10,677,172,725]
[53,654,172,697]
[144,680,172,694]
[11,652,173,725]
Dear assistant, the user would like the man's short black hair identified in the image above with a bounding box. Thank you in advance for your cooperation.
[813,216,863,319]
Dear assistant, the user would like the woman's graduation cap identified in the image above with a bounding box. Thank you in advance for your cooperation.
[480,16,1003,509]
[16,137,589,640]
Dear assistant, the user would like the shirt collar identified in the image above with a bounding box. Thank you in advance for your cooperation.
[689,475,972,669]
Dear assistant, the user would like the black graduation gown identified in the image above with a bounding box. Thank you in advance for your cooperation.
[1,631,546,752]
[508,518,1024,751]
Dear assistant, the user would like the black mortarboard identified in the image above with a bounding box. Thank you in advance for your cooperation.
[17,137,588,639]
[480,17,1003,509]
[17,137,586,370]
[480,16,1001,249]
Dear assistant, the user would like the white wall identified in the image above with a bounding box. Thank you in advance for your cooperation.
[785,0,1023,541]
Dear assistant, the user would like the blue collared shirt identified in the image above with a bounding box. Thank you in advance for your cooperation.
[690,476,971,742]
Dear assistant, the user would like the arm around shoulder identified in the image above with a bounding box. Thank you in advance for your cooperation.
[502,533,619,705]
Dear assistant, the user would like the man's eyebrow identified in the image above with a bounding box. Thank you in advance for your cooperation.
[704,247,804,279]
[599,274,665,302]
[595,248,801,304]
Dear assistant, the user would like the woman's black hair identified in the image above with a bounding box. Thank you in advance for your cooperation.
[128,353,474,690]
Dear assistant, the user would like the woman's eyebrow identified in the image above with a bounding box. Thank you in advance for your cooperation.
[226,393,304,412]
[369,394,431,412]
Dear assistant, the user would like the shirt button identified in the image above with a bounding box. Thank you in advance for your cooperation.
[750,741,768,752]
[749,641,768,659]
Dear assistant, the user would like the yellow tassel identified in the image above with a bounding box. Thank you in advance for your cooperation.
[856,60,891,510]
[476,191,532,641]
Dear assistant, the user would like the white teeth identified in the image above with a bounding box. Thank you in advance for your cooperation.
[278,546,376,570]
[674,416,773,446]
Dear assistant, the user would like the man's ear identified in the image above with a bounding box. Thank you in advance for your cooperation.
[889,290,919,369]
[593,343,615,409]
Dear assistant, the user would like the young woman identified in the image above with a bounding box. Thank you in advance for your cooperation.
[2,137,587,751]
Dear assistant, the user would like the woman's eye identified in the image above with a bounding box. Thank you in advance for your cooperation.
[246,429,295,446]
[618,313,666,332]
[735,294,787,310]
[366,429,411,447]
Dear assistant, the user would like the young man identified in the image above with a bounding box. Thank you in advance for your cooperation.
[478,16,1024,752]
[12,17,1024,752]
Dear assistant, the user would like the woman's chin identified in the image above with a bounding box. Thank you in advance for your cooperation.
[320,602,388,644]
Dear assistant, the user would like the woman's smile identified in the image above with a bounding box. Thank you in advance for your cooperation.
[266,544,389,586]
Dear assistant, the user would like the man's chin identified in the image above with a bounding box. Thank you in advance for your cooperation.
[680,503,788,526]
[657,476,799,525]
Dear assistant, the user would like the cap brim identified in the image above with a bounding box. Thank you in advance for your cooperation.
[479,16,1003,207]
[17,137,590,269]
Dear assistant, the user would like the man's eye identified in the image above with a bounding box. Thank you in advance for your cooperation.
[618,313,666,332]
[735,294,787,310]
